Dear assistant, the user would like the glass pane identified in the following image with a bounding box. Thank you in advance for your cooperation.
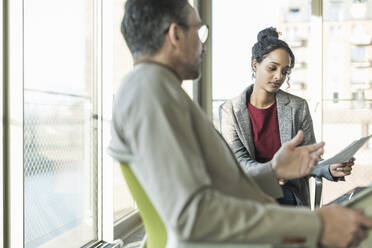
[182,81,194,99]
[322,0,372,204]
[113,0,136,221]
[0,0,3,243]
[112,0,196,222]
[212,0,315,130]
[182,0,195,99]
[23,1,98,247]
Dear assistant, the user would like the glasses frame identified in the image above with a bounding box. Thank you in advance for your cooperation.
[164,23,209,44]
[197,24,209,44]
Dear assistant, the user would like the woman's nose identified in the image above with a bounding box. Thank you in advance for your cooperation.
[274,71,281,81]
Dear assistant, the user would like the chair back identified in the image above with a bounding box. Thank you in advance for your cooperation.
[119,162,167,248]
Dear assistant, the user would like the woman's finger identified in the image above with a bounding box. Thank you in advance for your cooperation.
[338,166,352,172]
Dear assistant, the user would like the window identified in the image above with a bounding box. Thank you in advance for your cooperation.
[23,1,98,247]
[320,0,372,203]
[0,0,3,245]
[212,0,317,128]
[213,0,372,205]
[333,92,339,103]
[369,124,372,148]
[112,0,197,224]
[5,0,199,246]
[111,0,136,223]
[351,46,367,62]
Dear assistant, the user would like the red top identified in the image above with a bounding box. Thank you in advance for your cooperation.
[247,101,281,163]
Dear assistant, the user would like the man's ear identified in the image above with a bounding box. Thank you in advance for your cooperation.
[167,23,183,48]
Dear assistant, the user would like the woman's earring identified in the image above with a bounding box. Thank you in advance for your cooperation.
[251,71,256,79]
[286,76,291,89]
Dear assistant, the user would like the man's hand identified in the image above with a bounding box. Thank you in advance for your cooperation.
[317,205,372,247]
[330,158,355,177]
[271,130,325,180]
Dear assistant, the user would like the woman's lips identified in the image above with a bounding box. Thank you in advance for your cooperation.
[269,82,281,88]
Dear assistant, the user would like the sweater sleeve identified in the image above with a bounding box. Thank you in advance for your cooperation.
[111,83,322,246]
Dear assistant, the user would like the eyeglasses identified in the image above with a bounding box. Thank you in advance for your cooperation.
[164,23,209,44]
[197,24,209,44]
[185,24,209,44]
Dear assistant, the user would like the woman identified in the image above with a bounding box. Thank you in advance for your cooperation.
[219,27,354,207]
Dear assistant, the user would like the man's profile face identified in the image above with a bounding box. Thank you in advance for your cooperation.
[179,5,205,80]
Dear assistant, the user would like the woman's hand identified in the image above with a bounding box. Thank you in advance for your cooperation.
[278,179,287,185]
[330,158,355,177]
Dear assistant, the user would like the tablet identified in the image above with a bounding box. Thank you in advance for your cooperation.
[341,186,372,248]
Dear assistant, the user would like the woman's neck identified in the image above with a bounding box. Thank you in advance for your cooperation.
[249,85,276,109]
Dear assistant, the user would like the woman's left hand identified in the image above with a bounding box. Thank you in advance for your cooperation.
[278,179,287,185]
[330,158,355,177]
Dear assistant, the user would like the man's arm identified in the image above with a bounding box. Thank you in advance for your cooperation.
[299,100,341,181]
[112,84,322,245]
[112,80,372,247]
[317,205,372,247]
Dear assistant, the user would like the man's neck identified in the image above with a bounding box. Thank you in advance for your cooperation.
[134,55,183,82]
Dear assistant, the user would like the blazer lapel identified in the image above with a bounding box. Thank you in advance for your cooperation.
[234,85,256,159]
[276,90,292,144]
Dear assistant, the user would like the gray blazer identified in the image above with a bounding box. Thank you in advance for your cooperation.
[219,84,335,207]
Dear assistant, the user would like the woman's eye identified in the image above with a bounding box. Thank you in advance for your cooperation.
[269,67,276,71]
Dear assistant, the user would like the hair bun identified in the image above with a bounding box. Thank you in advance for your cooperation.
[257,27,279,42]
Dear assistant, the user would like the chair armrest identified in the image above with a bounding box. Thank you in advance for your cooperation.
[167,232,273,248]
[313,176,323,209]
[176,242,272,248]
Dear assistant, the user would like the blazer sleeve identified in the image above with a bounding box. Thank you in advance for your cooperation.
[116,88,321,246]
[300,100,340,181]
[219,101,283,198]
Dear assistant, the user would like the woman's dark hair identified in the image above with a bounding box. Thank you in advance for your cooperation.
[121,0,190,59]
[251,27,295,78]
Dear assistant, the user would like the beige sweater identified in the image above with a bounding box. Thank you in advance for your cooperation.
[109,62,321,246]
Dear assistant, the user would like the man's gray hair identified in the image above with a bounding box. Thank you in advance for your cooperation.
[121,0,190,59]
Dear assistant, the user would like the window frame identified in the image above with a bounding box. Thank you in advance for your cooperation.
[5,0,24,247]
[101,0,115,242]
[101,0,143,241]
[194,0,212,119]
[4,0,107,247]
[1,0,4,246]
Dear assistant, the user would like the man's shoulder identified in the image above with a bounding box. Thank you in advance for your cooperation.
[120,64,178,99]
[123,64,170,87]
[116,64,190,115]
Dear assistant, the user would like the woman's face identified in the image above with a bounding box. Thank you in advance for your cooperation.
[252,48,291,94]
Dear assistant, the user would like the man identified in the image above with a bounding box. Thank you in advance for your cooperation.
[109,0,372,247]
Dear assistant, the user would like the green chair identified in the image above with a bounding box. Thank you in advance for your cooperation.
[120,162,167,248]
[119,162,273,248]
